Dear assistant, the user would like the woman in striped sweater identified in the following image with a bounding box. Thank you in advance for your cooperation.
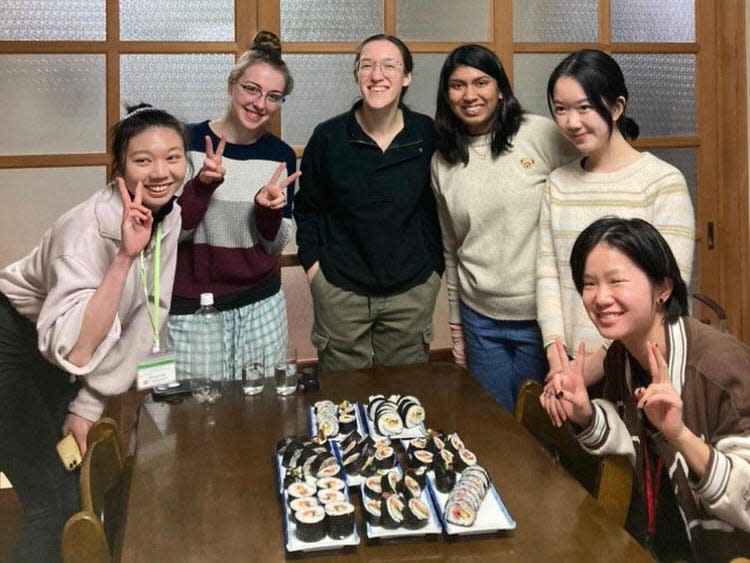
[536,49,695,387]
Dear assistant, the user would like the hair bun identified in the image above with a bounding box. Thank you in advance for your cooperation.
[252,30,282,56]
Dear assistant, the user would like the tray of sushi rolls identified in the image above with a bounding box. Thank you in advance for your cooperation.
[335,432,398,488]
[405,432,516,535]
[309,400,365,441]
[360,468,443,538]
[276,436,360,551]
[364,394,427,439]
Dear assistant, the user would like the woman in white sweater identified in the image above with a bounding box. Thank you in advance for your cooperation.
[536,49,695,387]
[431,44,576,412]
[0,105,190,562]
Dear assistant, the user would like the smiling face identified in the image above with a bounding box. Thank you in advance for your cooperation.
[446,65,501,135]
[228,62,286,133]
[581,242,670,348]
[355,39,412,111]
[122,127,186,212]
[551,75,622,155]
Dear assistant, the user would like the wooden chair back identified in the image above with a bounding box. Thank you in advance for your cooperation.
[515,380,632,526]
[63,417,129,563]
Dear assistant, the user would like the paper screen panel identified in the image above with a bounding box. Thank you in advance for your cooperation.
[120,0,234,41]
[513,0,597,42]
[611,0,695,43]
[396,0,490,42]
[280,0,382,42]
[0,0,105,40]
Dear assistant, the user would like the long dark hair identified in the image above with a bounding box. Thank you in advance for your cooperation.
[547,49,639,141]
[435,44,525,166]
[570,217,688,324]
[110,103,192,181]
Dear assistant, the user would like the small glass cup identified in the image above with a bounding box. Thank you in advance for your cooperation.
[275,343,298,396]
[241,345,265,396]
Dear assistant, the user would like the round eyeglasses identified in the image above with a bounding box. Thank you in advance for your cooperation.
[356,59,403,78]
[238,82,285,106]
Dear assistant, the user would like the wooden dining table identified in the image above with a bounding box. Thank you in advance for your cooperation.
[120,362,652,562]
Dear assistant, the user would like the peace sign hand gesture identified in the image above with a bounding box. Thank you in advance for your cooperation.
[198,134,227,184]
[635,342,684,442]
[117,178,153,258]
[254,162,301,210]
[540,340,594,428]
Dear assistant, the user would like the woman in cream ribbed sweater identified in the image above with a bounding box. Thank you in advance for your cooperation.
[431,44,576,411]
[536,49,695,386]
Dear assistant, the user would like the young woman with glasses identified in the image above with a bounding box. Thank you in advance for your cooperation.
[536,49,695,390]
[294,34,444,372]
[168,31,300,380]
[430,44,577,412]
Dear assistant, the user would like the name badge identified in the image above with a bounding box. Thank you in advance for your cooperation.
[137,351,177,390]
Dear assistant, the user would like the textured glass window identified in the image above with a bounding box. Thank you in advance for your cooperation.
[611,0,695,43]
[615,54,695,136]
[0,167,106,266]
[120,55,233,123]
[408,54,445,120]
[282,55,358,146]
[513,0,597,42]
[280,0,382,42]
[513,53,568,117]
[650,148,697,205]
[0,0,105,40]
[120,0,233,41]
[0,55,106,155]
[396,0,491,42]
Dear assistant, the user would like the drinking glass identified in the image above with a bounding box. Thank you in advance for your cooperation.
[241,344,265,396]
[275,343,298,396]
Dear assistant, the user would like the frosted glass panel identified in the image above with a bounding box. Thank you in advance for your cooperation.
[408,54,445,120]
[396,0,491,42]
[611,0,695,43]
[0,0,105,40]
[615,54,695,136]
[120,55,233,124]
[513,53,568,117]
[513,0,597,42]
[0,55,105,155]
[120,0,233,41]
[282,55,358,146]
[650,148,697,206]
[0,167,106,266]
[280,0,382,42]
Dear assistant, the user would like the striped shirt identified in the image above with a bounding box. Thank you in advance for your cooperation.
[536,152,695,355]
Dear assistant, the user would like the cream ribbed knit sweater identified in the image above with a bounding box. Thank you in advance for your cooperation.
[431,114,577,324]
[536,152,695,355]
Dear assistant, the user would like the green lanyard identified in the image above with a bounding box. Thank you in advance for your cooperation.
[139,223,162,353]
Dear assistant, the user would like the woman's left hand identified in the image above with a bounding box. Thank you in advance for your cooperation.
[635,341,685,442]
[62,412,94,456]
[254,163,301,210]
[117,178,153,258]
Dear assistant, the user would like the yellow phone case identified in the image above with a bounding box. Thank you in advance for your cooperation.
[56,433,82,471]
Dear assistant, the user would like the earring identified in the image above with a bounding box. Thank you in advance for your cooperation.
[657,297,664,305]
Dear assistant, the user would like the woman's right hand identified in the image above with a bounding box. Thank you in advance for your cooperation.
[306,261,320,283]
[540,339,593,428]
[117,178,153,259]
[449,323,466,367]
[198,134,226,184]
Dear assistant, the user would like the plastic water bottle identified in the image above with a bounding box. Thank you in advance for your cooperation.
[190,293,224,403]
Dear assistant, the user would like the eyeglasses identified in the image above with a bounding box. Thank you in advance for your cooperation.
[237,82,285,105]
[357,58,403,78]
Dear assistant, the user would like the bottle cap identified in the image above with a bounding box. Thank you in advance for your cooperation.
[200,293,214,306]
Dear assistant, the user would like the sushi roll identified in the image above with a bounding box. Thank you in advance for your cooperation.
[374,445,395,470]
[289,496,319,518]
[405,466,427,488]
[445,432,465,455]
[364,475,383,499]
[310,453,339,478]
[434,463,456,494]
[367,395,386,421]
[342,451,362,476]
[402,497,430,530]
[317,413,339,438]
[364,498,382,526]
[426,435,445,454]
[445,501,477,527]
[316,489,345,505]
[408,437,428,450]
[316,476,346,491]
[380,470,400,494]
[338,400,356,416]
[281,443,304,468]
[325,501,355,539]
[287,482,316,505]
[401,474,422,499]
[295,506,326,542]
[380,495,405,529]
[439,448,455,466]
[411,449,434,469]
[453,448,477,472]
[338,413,357,435]
[401,403,425,429]
[283,467,303,489]
[359,454,378,477]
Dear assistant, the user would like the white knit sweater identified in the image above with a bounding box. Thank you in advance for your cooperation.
[431,114,578,324]
[536,152,695,355]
